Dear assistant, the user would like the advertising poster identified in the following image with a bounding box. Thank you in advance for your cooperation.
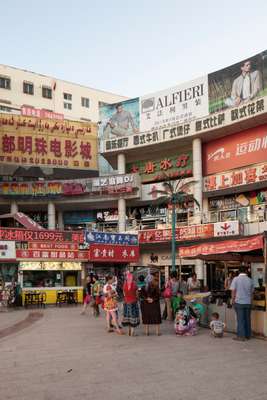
[202,124,267,175]
[99,98,140,140]
[140,76,209,131]
[208,50,267,113]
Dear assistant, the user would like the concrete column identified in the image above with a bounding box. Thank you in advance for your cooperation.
[118,197,126,232]
[10,201,18,214]
[57,211,64,230]
[192,138,202,223]
[117,153,126,232]
[48,201,56,230]
[117,153,126,174]
[202,197,209,223]
[195,259,204,281]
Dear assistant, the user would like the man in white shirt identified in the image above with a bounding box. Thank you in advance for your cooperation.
[230,267,254,341]
[225,60,262,108]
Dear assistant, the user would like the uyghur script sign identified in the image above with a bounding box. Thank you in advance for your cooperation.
[0,114,98,170]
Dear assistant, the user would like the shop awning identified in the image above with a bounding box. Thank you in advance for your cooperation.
[179,235,263,258]
[0,212,44,230]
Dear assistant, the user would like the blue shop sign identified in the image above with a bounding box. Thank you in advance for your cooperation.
[85,231,138,246]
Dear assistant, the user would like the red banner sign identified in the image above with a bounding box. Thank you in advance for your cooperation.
[16,249,88,260]
[203,124,267,175]
[179,235,263,258]
[138,224,214,243]
[89,244,139,263]
[28,242,78,251]
[21,106,64,120]
[0,228,84,243]
[204,162,267,192]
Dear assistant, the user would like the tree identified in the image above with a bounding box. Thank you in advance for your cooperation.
[150,177,200,273]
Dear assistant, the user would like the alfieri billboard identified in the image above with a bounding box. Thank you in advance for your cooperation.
[99,49,267,141]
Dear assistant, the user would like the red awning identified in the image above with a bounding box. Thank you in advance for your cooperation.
[179,235,263,258]
[0,212,44,230]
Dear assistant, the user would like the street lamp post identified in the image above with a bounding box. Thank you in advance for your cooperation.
[171,199,176,273]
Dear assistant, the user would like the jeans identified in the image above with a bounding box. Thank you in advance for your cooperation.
[234,303,252,338]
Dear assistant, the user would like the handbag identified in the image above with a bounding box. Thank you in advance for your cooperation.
[163,286,172,299]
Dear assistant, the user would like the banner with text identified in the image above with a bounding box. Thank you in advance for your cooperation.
[127,152,192,183]
[89,244,139,263]
[0,114,98,170]
[85,231,138,246]
[204,162,267,192]
[140,76,208,131]
[101,97,266,153]
[203,124,267,175]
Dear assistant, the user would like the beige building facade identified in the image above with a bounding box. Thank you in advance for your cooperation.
[0,64,126,122]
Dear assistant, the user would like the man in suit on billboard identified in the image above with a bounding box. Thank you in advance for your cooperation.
[225,60,262,107]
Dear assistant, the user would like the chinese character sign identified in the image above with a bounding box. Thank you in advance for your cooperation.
[16,249,88,260]
[89,244,139,262]
[203,162,267,192]
[140,76,209,131]
[127,152,193,183]
[203,124,267,175]
[85,231,138,246]
[0,228,84,243]
[0,114,98,170]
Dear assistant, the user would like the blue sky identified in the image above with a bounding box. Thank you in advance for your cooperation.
[1,0,267,97]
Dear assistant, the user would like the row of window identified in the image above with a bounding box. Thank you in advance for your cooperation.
[0,76,90,108]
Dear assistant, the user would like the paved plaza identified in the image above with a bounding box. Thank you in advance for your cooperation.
[1,306,267,400]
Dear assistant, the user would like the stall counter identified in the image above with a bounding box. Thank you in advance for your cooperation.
[22,287,83,305]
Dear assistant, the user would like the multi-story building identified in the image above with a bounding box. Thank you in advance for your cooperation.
[0,64,126,122]
[1,51,267,335]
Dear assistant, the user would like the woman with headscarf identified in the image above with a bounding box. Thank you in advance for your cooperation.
[140,274,162,336]
[122,271,140,336]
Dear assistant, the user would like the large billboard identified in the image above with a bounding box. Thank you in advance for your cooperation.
[0,114,98,170]
[140,76,209,131]
[100,50,267,153]
[203,124,267,175]
[99,98,139,140]
[208,50,267,113]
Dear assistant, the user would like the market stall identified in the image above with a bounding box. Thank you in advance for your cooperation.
[179,234,267,337]
[19,261,84,305]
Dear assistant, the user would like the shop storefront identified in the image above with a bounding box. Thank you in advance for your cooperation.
[138,247,196,284]
[202,123,267,225]
[207,189,267,224]
[179,234,267,336]
[19,261,84,304]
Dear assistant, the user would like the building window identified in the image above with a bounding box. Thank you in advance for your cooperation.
[42,86,52,99]
[64,102,72,110]
[0,76,11,90]
[81,97,90,108]
[0,105,12,113]
[63,92,72,101]
[23,81,34,95]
